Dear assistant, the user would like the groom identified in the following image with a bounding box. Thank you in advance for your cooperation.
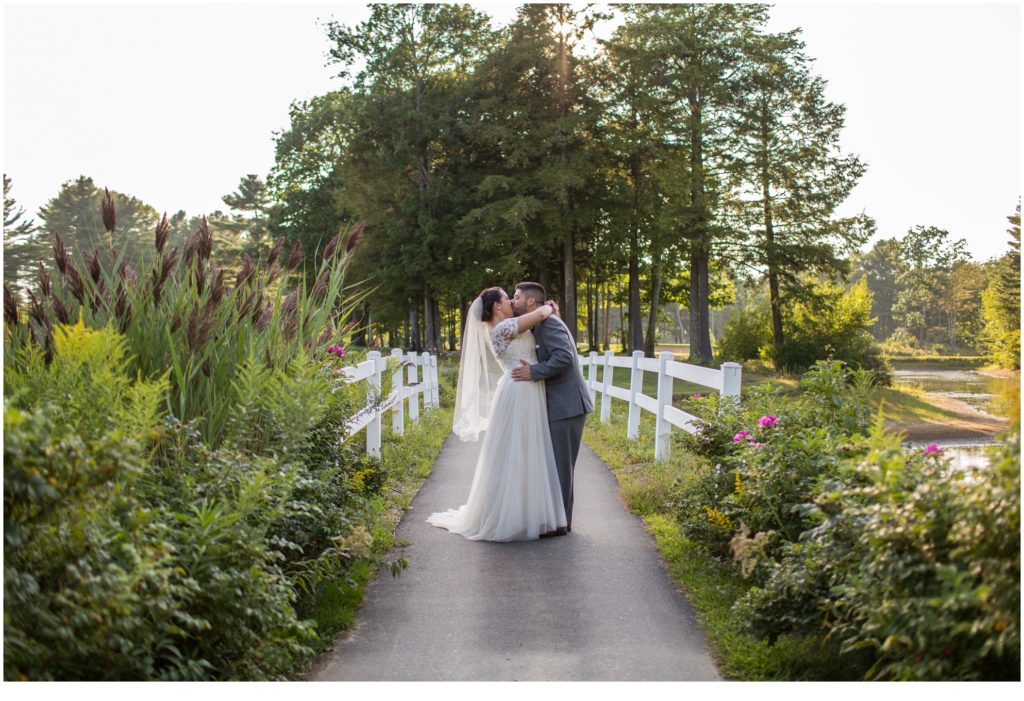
[510,282,594,537]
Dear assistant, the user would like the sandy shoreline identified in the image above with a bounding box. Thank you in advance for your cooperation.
[887,393,1011,442]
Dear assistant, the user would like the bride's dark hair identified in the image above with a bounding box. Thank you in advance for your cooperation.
[479,287,504,322]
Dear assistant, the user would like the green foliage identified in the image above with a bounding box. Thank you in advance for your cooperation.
[717,279,890,383]
[739,424,1020,680]
[673,361,875,556]
[716,299,772,363]
[979,202,1021,368]
[669,358,1020,679]
[3,194,445,680]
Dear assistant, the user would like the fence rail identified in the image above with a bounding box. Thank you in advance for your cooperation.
[343,349,440,458]
[580,350,741,461]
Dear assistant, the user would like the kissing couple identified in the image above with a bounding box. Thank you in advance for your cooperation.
[427,282,595,541]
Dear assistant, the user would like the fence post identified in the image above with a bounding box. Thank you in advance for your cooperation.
[391,348,404,436]
[600,349,613,422]
[430,354,440,408]
[626,350,644,440]
[587,351,597,407]
[721,362,742,403]
[420,352,432,410]
[367,350,382,457]
[654,351,674,462]
[407,352,420,423]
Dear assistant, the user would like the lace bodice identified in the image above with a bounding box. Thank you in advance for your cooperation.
[490,318,538,371]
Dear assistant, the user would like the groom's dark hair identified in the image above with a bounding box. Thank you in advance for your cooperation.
[515,282,545,306]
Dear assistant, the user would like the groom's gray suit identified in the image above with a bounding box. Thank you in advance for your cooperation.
[528,314,594,529]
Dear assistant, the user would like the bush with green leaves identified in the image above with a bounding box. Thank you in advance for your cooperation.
[3,192,414,680]
[716,279,891,384]
[672,361,875,558]
[3,321,323,679]
[737,424,1020,680]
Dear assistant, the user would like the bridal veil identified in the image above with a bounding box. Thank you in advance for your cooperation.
[452,297,504,441]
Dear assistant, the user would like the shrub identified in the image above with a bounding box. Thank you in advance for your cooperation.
[717,280,891,384]
[672,361,875,559]
[3,192,398,680]
[716,301,772,364]
[738,424,1020,680]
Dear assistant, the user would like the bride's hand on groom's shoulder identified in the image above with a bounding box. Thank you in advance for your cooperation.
[545,300,560,317]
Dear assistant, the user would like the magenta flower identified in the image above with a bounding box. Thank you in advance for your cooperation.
[758,415,778,429]
[693,393,702,399]
[923,443,942,456]
[733,430,750,444]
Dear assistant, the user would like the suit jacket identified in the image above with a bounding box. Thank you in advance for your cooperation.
[529,314,595,422]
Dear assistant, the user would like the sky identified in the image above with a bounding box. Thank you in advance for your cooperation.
[2,1,1020,262]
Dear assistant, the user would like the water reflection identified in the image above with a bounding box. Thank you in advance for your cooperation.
[892,367,1019,420]
[894,366,1020,470]
[905,440,994,472]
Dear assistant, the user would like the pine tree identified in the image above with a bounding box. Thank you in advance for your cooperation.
[722,29,871,366]
[221,174,271,259]
[3,174,44,287]
[624,3,772,363]
[326,3,494,350]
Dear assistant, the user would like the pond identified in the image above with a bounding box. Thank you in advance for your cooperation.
[892,367,1018,419]
[893,366,1019,469]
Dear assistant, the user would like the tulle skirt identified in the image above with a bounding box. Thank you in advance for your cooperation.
[427,375,567,541]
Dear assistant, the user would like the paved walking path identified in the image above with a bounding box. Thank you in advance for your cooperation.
[308,432,721,681]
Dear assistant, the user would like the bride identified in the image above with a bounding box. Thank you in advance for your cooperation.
[427,287,567,541]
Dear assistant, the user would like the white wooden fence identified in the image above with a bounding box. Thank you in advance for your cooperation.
[579,350,742,461]
[343,349,440,458]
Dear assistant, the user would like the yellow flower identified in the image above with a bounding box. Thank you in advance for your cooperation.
[703,505,734,532]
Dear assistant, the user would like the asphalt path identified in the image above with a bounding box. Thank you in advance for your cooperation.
[308,430,721,681]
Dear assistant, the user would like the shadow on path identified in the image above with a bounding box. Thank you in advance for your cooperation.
[308,431,721,681]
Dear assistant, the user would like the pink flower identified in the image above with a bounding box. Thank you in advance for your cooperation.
[751,442,766,449]
[693,393,702,399]
[733,430,750,444]
[924,443,942,456]
[758,415,778,429]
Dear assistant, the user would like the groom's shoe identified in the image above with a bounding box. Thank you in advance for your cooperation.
[540,527,568,538]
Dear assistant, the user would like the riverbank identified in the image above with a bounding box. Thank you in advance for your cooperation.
[882,389,1011,441]
[880,364,1018,442]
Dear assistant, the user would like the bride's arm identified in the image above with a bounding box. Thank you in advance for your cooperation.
[515,303,553,334]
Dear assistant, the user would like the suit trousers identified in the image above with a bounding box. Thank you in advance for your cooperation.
[549,413,587,528]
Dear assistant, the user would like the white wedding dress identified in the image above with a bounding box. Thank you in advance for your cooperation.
[427,317,567,541]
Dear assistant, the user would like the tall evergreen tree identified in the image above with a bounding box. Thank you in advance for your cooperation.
[220,174,271,259]
[625,3,771,363]
[600,8,687,353]
[3,174,44,287]
[722,29,871,365]
[326,3,494,351]
[981,201,1021,367]
[37,176,161,268]
[461,3,606,342]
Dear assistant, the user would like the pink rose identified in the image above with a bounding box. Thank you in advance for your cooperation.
[924,443,942,456]
[733,430,750,444]
[758,415,778,429]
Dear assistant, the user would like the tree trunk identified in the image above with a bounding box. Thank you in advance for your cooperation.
[762,121,784,365]
[687,92,713,364]
[644,258,663,357]
[562,233,577,343]
[602,282,611,352]
[410,305,421,352]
